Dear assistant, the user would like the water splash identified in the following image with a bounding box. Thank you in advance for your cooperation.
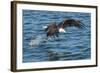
[29,35,46,48]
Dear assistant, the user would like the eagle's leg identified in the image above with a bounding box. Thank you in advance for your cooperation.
[55,33,59,37]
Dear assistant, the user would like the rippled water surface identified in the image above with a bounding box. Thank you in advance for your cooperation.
[23,10,91,63]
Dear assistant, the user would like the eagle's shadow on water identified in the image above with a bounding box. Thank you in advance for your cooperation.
[45,49,88,61]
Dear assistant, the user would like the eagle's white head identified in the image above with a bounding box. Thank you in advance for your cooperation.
[42,25,48,29]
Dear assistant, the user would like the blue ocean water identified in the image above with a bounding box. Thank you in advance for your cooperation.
[23,10,91,63]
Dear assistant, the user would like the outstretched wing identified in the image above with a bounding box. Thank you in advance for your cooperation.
[58,19,84,28]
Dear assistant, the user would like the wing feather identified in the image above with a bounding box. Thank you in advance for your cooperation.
[58,19,84,28]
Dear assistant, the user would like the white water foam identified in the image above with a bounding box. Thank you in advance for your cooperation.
[29,35,46,48]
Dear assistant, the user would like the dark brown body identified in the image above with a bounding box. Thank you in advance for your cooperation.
[45,23,59,38]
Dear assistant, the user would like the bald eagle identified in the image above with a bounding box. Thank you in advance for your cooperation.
[43,19,84,38]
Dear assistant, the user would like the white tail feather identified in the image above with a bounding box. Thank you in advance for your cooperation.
[59,28,66,33]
